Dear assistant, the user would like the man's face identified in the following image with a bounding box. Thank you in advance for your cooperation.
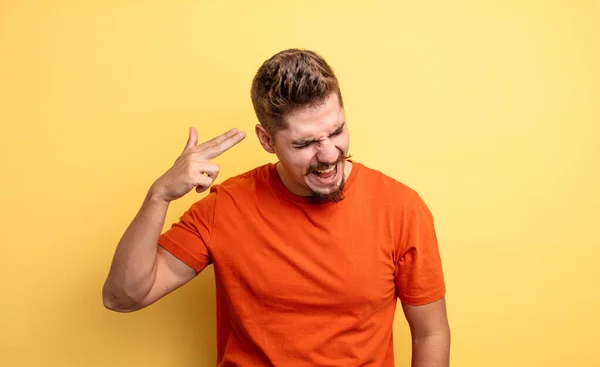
[259,92,351,202]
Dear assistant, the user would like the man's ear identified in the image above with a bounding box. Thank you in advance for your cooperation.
[255,124,276,154]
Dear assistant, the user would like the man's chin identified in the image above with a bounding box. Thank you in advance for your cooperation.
[307,180,346,203]
[313,190,345,203]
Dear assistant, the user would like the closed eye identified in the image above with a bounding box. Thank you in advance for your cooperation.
[291,123,344,149]
[293,143,311,150]
[330,128,343,137]
[330,123,345,137]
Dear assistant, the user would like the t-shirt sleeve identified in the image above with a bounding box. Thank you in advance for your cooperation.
[157,190,217,274]
[395,193,446,305]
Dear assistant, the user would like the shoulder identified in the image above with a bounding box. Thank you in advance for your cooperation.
[353,161,433,222]
[184,163,273,216]
[206,163,274,198]
[354,162,423,202]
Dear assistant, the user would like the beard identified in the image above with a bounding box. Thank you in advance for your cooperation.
[307,153,352,204]
[311,174,347,203]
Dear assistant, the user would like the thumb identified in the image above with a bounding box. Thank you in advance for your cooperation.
[182,127,198,153]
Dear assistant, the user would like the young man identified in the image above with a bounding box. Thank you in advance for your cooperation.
[103,49,450,366]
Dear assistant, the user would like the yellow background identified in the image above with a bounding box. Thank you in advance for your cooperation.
[1,0,599,366]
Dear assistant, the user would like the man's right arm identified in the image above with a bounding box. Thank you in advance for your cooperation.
[101,191,197,312]
[101,127,246,312]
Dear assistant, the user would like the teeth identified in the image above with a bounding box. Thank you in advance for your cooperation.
[316,165,335,173]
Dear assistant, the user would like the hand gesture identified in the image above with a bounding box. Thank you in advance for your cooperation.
[150,127,246,202]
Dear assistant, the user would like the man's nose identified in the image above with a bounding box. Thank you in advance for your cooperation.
[316,140,339,163]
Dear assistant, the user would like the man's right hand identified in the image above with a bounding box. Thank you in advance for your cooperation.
[150,127,246,203]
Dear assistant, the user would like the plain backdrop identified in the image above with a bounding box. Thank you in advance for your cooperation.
[1,0,599,366]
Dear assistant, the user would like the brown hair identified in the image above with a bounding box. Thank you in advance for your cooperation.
[250,49,344,136]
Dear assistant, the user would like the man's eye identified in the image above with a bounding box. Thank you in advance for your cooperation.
[294,144,309,150]
[331,127,344,136]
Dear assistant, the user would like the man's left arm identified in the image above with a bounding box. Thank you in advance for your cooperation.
[402,297,451,367]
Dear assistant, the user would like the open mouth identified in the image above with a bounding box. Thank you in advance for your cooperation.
[310,162,339,185]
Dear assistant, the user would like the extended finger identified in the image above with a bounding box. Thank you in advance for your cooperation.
[196,128,239,151]
[202,131,246,160]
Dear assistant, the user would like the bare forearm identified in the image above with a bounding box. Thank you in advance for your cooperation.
[101,127,245,311]
[411,332,451,367]
[102,188,170,311]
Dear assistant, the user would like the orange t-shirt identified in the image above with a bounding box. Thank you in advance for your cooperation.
[158,161,446,366]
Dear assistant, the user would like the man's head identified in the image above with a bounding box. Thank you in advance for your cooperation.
[251,49,351,203]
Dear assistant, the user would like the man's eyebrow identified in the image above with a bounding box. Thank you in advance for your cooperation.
[291,122,345,146]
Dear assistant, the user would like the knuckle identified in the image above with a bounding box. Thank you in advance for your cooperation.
[214,140,226,150]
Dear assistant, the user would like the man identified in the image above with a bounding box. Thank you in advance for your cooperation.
[103,49,450,366]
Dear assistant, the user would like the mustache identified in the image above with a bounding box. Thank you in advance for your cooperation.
[305,153,352,175]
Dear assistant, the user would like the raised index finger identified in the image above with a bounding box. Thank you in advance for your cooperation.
[202,131,246,160]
